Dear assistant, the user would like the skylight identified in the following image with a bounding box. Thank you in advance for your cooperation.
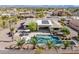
[42,20,49,24]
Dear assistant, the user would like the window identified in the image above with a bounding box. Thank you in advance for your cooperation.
[53,28,59,30]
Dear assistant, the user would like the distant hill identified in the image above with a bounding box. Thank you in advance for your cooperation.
[0,5,79,8]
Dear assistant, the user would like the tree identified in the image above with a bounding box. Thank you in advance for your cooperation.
[16,39,25,48]
[30,36,37,49]
[35,8,45,12]
[9,16,18,27]
[1,16,9,21]
[9,16,19,41]
[28,21,37,31]
[52,43,61,53]
[46,40,53,49]
[10,16,18,24]
[78,32,79,38]
[46,40,60,53]
[36,13,44,18]
[2,20,6,28]
[61,27,70,36]
[73,8,79,12]
[60,18,65,26]
[76,32,79,41]
[0,16,18,29]
[10,27,15,41]
[63,40,71,49]
[1,16,9,28]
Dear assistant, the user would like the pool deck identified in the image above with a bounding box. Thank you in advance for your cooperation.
[0,18,79,54]
[22,32,51,41]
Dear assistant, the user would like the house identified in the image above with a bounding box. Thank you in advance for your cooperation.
[73,11,79,16]
[37,19,62,32]
[1,13,16,16]
[36,20,53,30]
[49,20,62,32]
[18,12,36,18]
[24,18,62,31]
[51,9,72,16]
[68,19,79,32]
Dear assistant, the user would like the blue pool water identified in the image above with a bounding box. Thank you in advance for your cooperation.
[36,35,63,45]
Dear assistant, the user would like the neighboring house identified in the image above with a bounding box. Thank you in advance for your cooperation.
[68,19,79,32]
[71,16,79,20]
[51,9,72,16]
[1,13,16,16]
[18,11,36,18]
[73,11,79,16]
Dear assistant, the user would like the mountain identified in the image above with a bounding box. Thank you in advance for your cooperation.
[0,5,79,8]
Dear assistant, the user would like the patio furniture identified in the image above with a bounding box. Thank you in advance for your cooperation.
[21,36,30,40]
[18,29,30,33]
[19,33,28,37]
[18,30,30,37]
[24,29,30,33]
[56,32,64,36]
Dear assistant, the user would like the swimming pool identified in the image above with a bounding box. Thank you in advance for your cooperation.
[35,35,63,45]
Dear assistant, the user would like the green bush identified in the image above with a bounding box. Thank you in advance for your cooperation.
[30,36,37,49]
[63,40,71,49]
[61,27,70,36]
[28,21,38,31]
[30,36,37,45]
[16,39,25,47]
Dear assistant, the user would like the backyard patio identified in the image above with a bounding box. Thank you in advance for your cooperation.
[0,17,79,54]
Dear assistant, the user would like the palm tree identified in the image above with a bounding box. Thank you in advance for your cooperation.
[61,27,70,37]
[46,40,53,49]
[30,36,37,49]
[16,39,25,49]
[53,44,60,53]
[46,40,60,53]
[63,40,71,49]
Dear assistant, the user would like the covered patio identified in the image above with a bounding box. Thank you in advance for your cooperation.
[36,20,53,31]
[50,20,62,32]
